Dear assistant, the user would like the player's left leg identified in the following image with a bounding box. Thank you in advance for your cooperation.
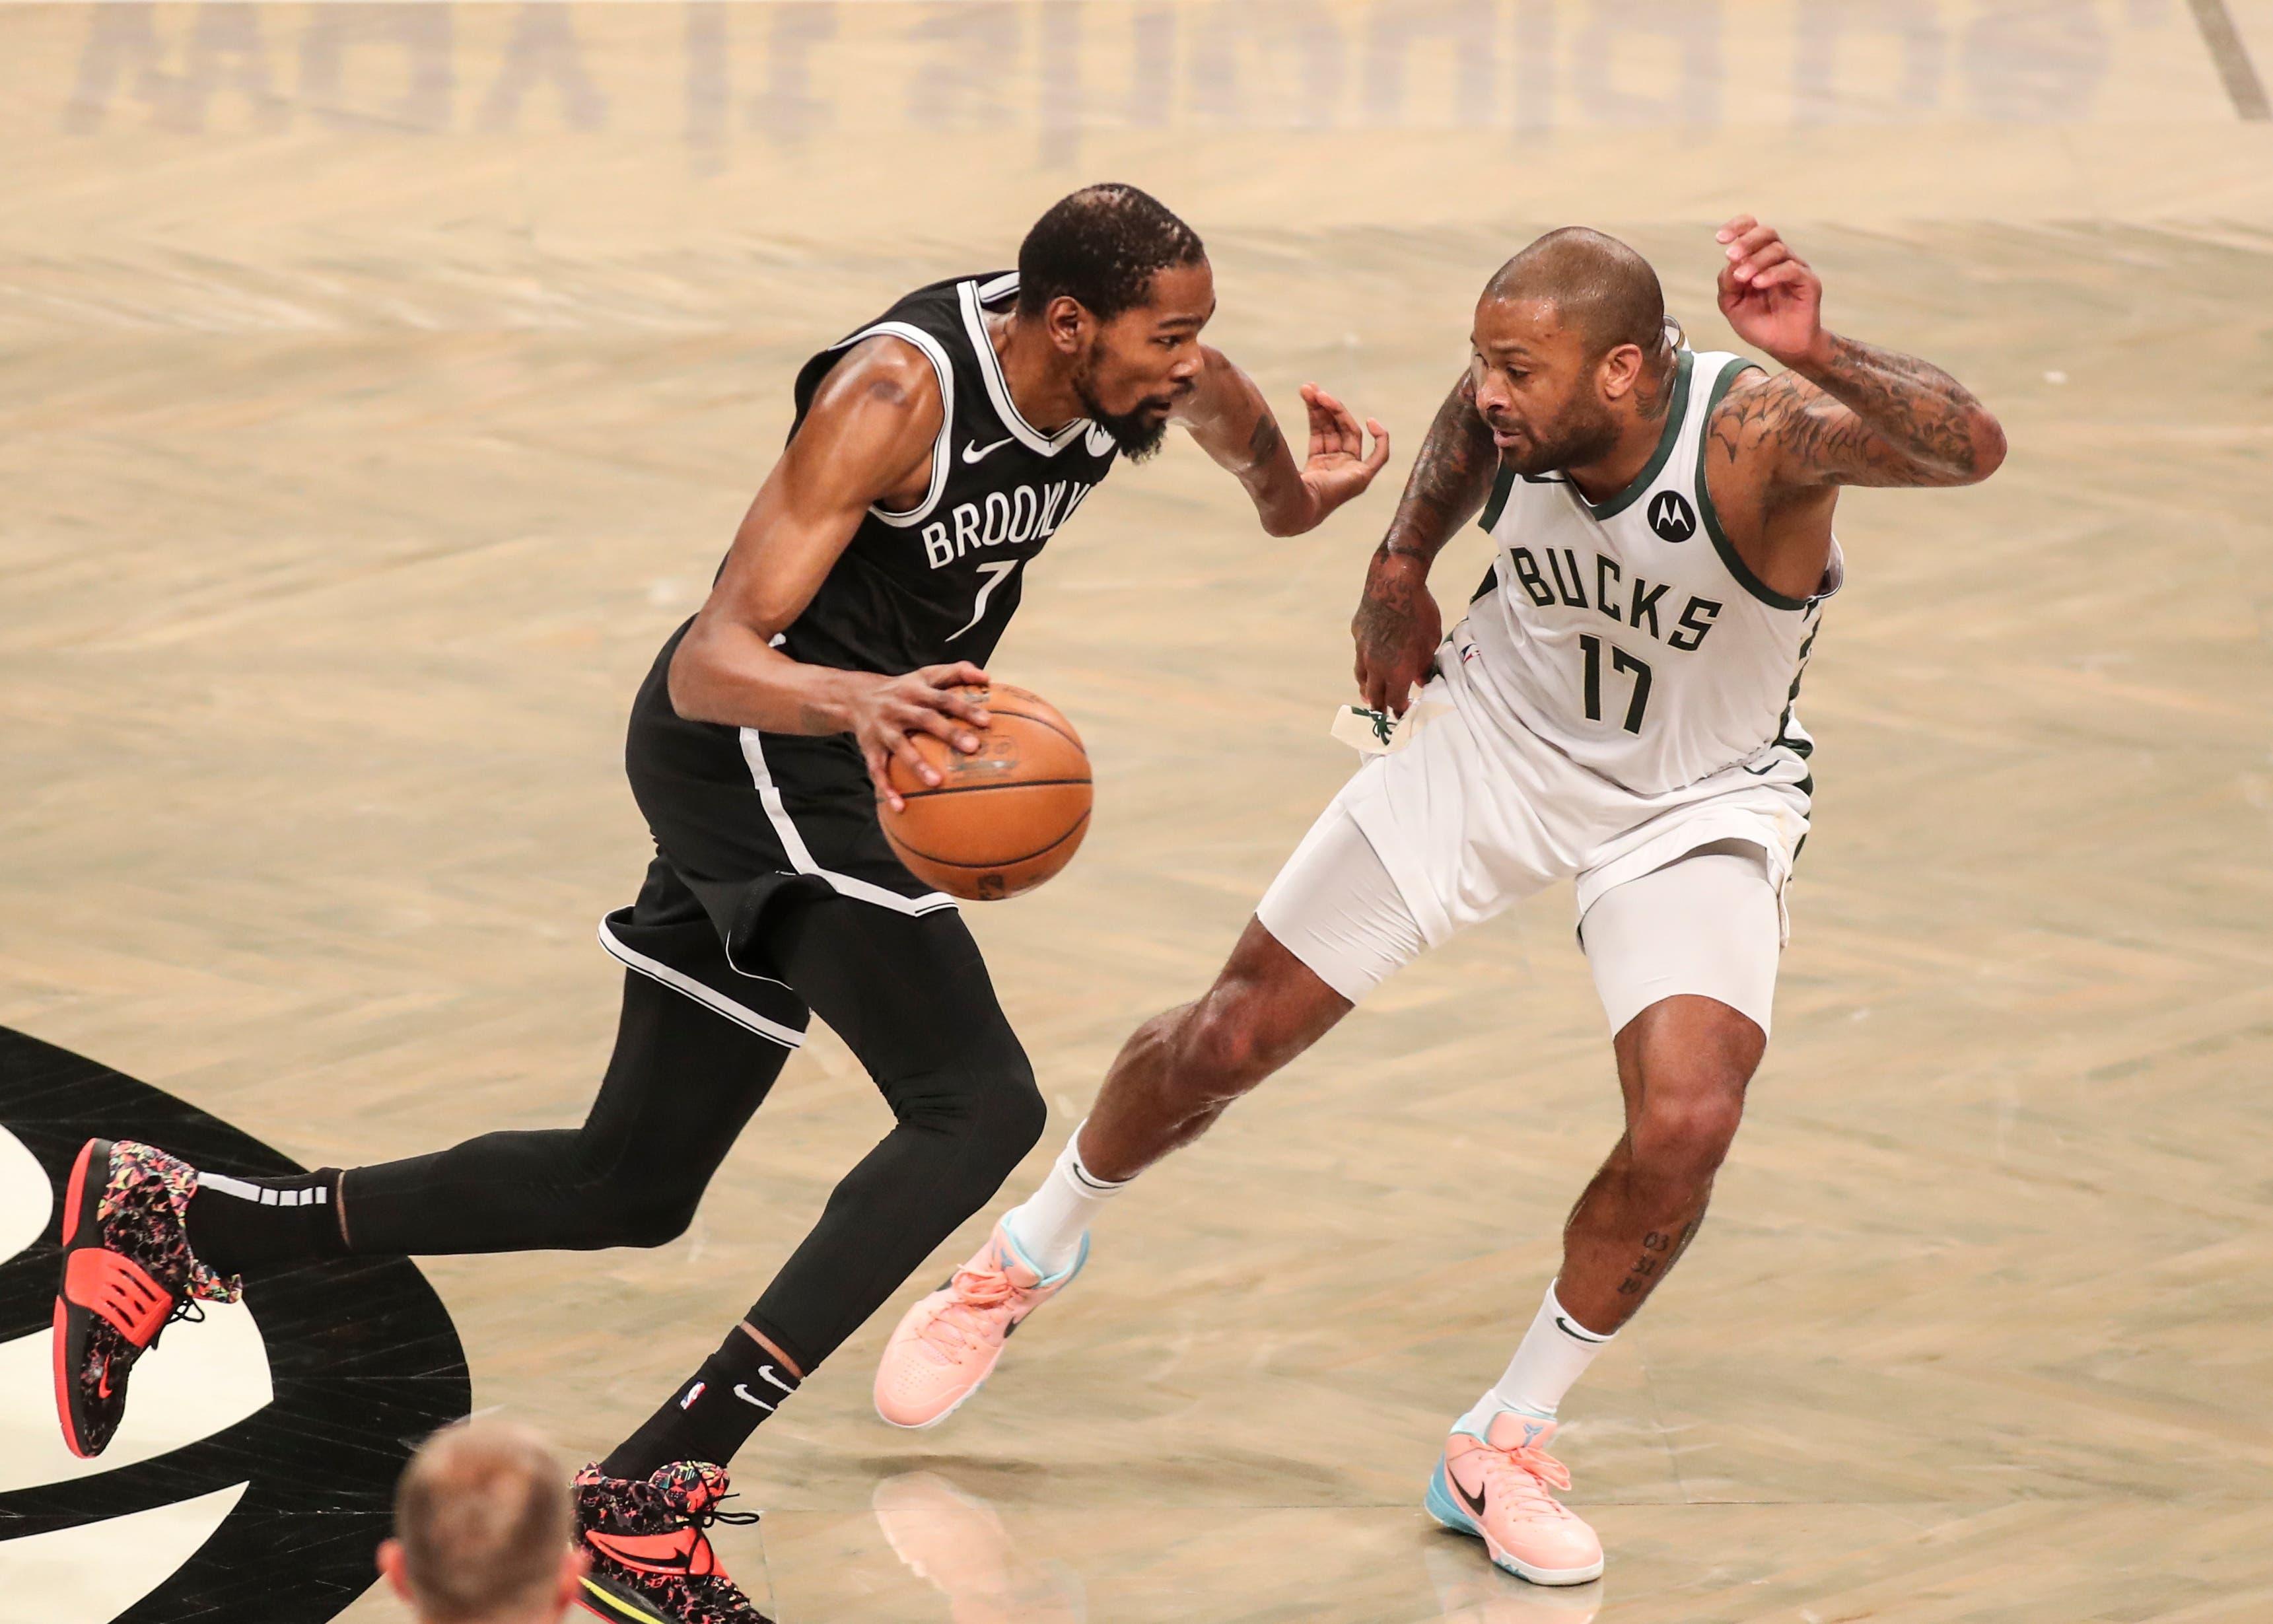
[1429,840,1780,1586]
[50,960,791,1462]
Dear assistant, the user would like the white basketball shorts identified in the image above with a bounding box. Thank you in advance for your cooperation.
[1255,622,1813,1038]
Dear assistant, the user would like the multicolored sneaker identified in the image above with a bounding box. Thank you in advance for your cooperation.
[1425,1411,1605,1586]
[574,1460,773,1624]
[872,1220,1086,1429]
[52,1137,242,1459]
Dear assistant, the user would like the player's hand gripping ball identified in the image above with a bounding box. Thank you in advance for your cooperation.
[879,683,1092,901]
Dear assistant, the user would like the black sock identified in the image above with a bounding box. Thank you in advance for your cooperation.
[600,1327,802,1481]
[183,1168,347,1279]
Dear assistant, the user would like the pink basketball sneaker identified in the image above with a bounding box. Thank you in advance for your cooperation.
[1426,1411,1605,1586]
[873,1221,1085,1429]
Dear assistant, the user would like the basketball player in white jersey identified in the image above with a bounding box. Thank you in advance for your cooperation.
[876,219,2006,1584]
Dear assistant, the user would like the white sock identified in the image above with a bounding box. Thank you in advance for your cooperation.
[1000,1124,1126,1278]
[1459,1281,1616,1431]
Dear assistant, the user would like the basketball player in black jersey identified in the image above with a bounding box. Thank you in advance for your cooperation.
[51,185,1388,1624]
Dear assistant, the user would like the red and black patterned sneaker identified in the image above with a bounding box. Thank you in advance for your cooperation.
[574,1460,774,1624]
[52,1137,242,1458]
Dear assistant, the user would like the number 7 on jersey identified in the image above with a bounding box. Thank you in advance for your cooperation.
[946,560,1020,643]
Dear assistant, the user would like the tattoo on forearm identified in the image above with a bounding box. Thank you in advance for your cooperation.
[1352,559,1429,656]
[1245,409,1283,470]
[1709,333,1992,489]
[1380,372,1496,562]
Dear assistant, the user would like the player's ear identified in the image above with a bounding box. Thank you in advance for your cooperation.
[1597,341,1646,402]
[1043,293,1090,355]
[376,1539,411,1602]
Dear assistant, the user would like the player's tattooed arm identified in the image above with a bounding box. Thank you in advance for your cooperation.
[1349,371,1494,714]
[1712,214,2006,491]
[1179,345,1389,536]
[670,335,994,809]
[1714,339,2005,491]
[1377,370,1497,565]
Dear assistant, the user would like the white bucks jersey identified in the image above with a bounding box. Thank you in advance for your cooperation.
[1465,349,1842,796]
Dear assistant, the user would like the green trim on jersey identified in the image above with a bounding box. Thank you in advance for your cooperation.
[1585,348,1694,520]
[1693,361,1815,612]
[1477,464,1516,533]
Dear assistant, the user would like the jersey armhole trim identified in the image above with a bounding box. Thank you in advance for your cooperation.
[1477,464,1516,534]
[1694,361,1817,613]
[831,321,956,529]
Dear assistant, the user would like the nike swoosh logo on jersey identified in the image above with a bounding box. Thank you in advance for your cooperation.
[731,1384,776,1411]
[962,435,1015,464]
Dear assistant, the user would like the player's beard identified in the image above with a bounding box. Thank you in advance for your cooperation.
[1496,395,1621,477]
[1074,364,1171,463]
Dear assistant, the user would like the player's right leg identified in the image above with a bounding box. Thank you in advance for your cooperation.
[874,796,1416,1426]
[576,888,1053,1624]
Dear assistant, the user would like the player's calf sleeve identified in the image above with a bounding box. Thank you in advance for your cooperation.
[1002,1123,1126,1277]
[183,1169,347,1279]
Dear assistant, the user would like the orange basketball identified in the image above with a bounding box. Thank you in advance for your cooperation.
[879,682,1092,901]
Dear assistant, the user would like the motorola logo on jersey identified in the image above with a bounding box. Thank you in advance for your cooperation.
[0,1026,470,1623]
[1648,491,1697,544]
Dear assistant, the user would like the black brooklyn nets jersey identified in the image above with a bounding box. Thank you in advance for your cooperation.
[622,270,1125,935]
[777,271,1120,675]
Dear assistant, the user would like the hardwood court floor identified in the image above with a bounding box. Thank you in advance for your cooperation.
[3,4,2271,1621]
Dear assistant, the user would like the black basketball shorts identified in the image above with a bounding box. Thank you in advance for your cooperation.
[603,621,958,1045]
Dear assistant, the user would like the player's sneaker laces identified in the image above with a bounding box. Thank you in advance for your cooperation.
[52,1137,243,1459]
[574,1460,773,1624]
[873,1220,1086,1429]
[1425,1411,1605,1586]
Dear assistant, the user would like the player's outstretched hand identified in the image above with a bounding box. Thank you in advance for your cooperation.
[850,662,993,812]
[1716,216,1827,369]
[1298,383,1390,520]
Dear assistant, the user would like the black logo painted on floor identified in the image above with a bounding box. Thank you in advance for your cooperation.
[1648,490,1696,543]
[0,1026,471,1623]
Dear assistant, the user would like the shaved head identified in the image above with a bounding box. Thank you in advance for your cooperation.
[1485,227,1667,359]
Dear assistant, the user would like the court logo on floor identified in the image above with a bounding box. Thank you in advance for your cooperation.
[1648,491,1697,544]
[0,1026,471,1623]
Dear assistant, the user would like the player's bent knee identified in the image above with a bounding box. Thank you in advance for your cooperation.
[582,1170,708,1249]
[977,1059,1048,1170]
[610,1197,701,1250]
[1173,1003,1277,1102]
[1631,1090,1747,1182]
[900,1042,1046,1185]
